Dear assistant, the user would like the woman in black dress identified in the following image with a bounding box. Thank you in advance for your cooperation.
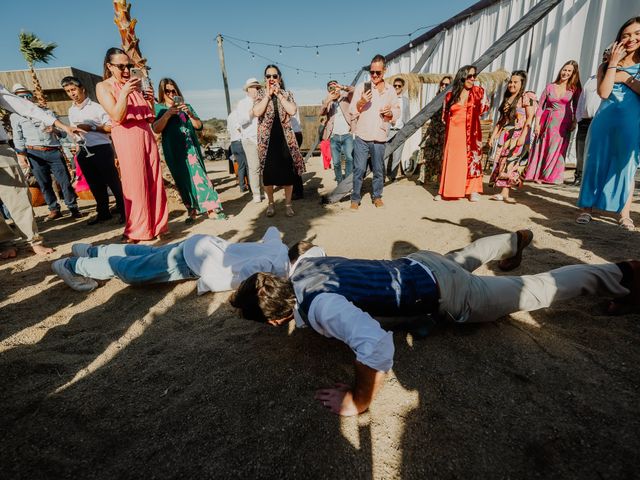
[253,65,304,217]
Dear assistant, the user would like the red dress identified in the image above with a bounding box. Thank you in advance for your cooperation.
[110,83,168,240]
[439,86,488,198]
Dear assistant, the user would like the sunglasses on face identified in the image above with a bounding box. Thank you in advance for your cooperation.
[369,70,383,76]
[110,63,134,71]
[265,74,279,79]
[440,83,451,87]
[165,88,178,94]
[17,93,33,99]
[466,73,477,80]
[393,84,403,89]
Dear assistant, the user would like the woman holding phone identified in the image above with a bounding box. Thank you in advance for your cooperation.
[96,47,168,242]
[577,17,640,230]
[153,78,225,222]
[252,65,304,217]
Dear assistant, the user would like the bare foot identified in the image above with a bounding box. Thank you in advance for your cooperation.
[31,243,54,255]
[0,246,18,260]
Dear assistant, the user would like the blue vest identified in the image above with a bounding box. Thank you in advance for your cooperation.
[291,256,439,322]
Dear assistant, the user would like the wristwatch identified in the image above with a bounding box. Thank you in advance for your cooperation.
[91,125,97,131]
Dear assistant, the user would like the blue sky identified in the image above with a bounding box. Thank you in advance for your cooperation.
[0,0,475,118]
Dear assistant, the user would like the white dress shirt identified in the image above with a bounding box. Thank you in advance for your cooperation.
[227,110,242,142]
[182,226,289,294]
[236,95,258,143]
[576,75,601,122]
[0,83,57,127]
[68,98,112,147]
[291,248,395,372]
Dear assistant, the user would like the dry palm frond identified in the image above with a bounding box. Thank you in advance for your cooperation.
[113,0,148,71]
[389,69,511,100]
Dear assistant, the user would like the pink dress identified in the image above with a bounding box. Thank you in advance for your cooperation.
[110,83,168,240]
[525,84,579,184]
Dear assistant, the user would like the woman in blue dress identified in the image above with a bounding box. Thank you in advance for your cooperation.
[577,17,640,230]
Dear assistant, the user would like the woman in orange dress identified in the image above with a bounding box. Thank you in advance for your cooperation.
[96,48,168,242]
[437,65,488,202]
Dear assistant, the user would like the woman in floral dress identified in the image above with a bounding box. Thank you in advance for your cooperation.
[154,78,225,223]
[488,71,537,203]
[525,60,581,184]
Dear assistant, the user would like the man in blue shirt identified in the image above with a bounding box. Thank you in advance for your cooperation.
[230,230,639,416]
[10,84,81,220]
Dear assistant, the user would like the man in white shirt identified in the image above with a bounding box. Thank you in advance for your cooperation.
[320,80,354,184]
[227,108,249,193]
[572,73,601,186]
[51,226,290,294]
[387,77,411,181]
[0,82,79,258]
[62,76,125,224]
[236,78,263,203]
[231,229,640,416]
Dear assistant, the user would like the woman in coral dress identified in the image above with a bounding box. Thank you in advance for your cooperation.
[525,60,581,184]
[96,48,168,242]
[438,65,488,201]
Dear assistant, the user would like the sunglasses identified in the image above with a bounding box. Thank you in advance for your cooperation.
[440,82,451,87]
[17,93,34,99]
[110,63,134,71]
[265,74,279,79]
[165,88,178,94]
[466,73,477,80]
[393,84,403,88]
[369,70,383,76]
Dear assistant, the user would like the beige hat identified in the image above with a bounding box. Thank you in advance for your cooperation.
[12,83,31,94]
[243,77,261,91]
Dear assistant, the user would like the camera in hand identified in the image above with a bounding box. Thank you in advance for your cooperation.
[173,95,184,105]
[364,82,371,94]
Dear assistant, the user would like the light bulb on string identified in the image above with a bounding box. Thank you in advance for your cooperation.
[251,52,255,60]
[356,42,360,55]
[316,46,319,56]
[279,45,282,55]
[408,34,413,48]
[246,42,250,51]
[296,69,300,75]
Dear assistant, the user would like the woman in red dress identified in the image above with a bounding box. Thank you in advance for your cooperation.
[437,65,488,202]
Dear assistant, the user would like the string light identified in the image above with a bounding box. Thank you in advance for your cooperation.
[279,45,282,55]
[246,41,250,51]
[356,42,360,55]
[408,34,413,48]
[315,46,319,56]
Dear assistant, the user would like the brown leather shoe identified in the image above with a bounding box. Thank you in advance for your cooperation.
[46,210,62,221]
[373,198,384,208]
[350,201,359,211]
[608,260,640,315]
[499,229,533,271]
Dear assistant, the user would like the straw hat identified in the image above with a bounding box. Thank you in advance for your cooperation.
[243,78,261,91]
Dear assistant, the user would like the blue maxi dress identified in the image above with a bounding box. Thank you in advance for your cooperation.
[578,63,640,213]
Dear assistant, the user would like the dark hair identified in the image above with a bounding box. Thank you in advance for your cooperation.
[616,17,640,62]
[287,240,316,263]
[497,70,527,126]
[327,80,338,88]
[229,273,296,323]
[60,76,83,88]
[264,64,286,90]
[553,60,581,92]
[393,77,405,86]
[103,47,127,80]
[439,75,452,87]
[446,65,476,113]
[371,54,386,66]
[157,78,184,103]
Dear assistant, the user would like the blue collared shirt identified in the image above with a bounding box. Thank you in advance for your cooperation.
[10,109,66,153]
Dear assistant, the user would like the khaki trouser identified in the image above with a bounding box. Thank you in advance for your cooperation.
[241,139,262,197]
[0,146,41,247]
[408,233,628,323]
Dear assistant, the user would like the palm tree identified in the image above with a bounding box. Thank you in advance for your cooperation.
[18,31,57,107]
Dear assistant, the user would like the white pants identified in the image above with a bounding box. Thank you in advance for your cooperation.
[241,139,262,197]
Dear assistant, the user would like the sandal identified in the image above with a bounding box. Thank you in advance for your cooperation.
[285,204,295,217]
[504,197,516,204]
[576,212,593,225]
[266,203,275,217]
[619,217,635,231]
[490,194,504,202]
[208,209,227,220]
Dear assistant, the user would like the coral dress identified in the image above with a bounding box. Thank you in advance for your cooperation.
[525,83,579,184]
[110,83,168,240]
[578,63,640,213]
[439,86,487,198]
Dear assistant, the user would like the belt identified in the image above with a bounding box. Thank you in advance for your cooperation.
[26,145,59,152]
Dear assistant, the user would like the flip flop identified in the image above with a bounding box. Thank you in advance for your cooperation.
[619,217,635,231]
[490,194,504,201]
[576,212,593,224]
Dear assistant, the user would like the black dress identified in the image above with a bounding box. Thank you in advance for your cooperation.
[263,97,297,186]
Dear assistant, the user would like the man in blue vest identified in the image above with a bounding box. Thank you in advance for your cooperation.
[230,229,639,416]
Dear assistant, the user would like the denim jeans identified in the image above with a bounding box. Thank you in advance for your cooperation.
[27,148,77,211]
[352,136,385,203]
[69,241,196,285]
[329,134,354,183]
[230,140,249,192]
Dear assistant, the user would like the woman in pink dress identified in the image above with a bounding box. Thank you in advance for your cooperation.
[96,48,168,242]
[525,60,581,184]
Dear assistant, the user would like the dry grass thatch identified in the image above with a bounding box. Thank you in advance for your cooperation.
[389,69,511,100]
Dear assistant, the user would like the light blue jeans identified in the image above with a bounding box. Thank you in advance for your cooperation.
[329,134,354,183]
[352,136,385,203]
[68,241,196,285]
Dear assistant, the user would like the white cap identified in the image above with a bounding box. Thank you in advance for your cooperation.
[243,78,261,91]
[12,83,30,94]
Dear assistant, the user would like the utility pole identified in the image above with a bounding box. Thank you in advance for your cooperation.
[216,34,232,115]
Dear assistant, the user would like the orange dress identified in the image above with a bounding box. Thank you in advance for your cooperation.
[110,83,168,240]
[439,86,487,198]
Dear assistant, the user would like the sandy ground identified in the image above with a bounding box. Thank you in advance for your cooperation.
[1,157,639,480]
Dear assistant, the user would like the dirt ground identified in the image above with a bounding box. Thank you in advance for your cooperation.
[1,157,639,479]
